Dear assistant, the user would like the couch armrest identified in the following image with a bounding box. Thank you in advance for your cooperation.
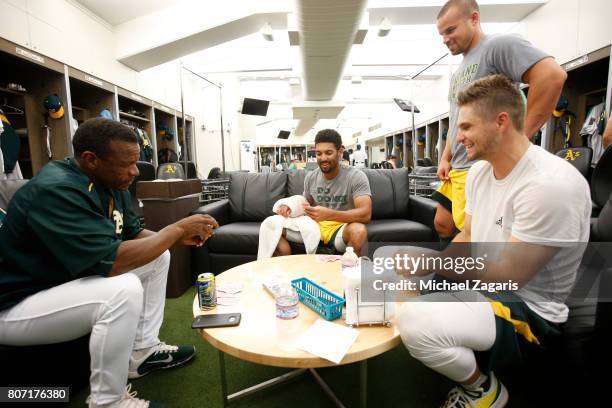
[191,199,230,226]
[408,195,438,233]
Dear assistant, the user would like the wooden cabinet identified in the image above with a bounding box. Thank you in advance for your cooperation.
[153,103,178,165]
[117,87,156,164]
[68,67,116,127]
[176,112,195,162]
[550,47,610,153]
[0,38,70,177]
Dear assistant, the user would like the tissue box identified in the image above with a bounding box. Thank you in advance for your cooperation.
[343,263,395,326]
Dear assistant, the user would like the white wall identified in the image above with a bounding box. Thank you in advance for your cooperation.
[365,0,612,139]
[361,71,453,143]
[0,0,138,91]
[0,0,228,173]
[367,138,386,163]
[519,0,612,65]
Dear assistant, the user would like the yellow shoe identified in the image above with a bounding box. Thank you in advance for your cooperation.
[441,372,508,408]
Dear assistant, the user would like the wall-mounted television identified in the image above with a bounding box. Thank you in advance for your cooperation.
[393,98,420,113]
[241,98,270,116]
[277,130,290,139]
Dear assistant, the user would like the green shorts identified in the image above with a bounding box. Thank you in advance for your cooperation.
[476,291,561,374]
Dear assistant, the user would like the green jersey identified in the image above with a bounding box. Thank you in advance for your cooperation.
[0,158,142,311]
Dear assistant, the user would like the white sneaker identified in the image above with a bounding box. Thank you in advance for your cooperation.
[86,384,168,408]
[441,371,508,408]
[128,342,195,379]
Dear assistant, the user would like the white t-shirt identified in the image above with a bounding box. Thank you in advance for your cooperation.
[352,150,367,168]
[465,144,591,323]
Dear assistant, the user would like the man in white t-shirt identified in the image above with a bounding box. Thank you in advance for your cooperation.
[396,75,590,408]
[351,144,368,169]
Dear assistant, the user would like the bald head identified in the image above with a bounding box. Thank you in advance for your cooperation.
[437,0,480,20]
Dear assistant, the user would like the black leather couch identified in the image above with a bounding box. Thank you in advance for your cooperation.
[191,168,438,275]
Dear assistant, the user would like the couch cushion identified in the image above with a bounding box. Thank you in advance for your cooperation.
[362,169,410,219]
[366,219,433,242]
[229,172,286,222]
[287,169,307,197]
[207,222,260,254]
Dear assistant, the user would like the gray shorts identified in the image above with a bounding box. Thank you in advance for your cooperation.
[285,224,347,252]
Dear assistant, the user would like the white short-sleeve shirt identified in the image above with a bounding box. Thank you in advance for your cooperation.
[465,145,591,322]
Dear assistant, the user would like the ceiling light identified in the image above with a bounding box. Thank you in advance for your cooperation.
[378,18,391,37]
[260,23,274,41]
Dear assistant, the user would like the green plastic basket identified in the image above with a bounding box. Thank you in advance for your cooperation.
[291,277,345,321]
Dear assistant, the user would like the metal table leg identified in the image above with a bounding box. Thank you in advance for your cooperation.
[218,350,228,407]
[228,368,307,402]
[360,359,368,408]
[218,350,366,408]
[309,368,346,408]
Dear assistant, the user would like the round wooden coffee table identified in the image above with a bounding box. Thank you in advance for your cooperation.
[192,254,401,408]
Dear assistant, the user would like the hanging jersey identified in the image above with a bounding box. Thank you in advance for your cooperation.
[0,114,20,174]
[137,128,154,162]
[580,102,605,166]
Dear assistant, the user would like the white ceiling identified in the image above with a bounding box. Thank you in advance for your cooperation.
[75,0,184,25]
[74,0,547,138]
[73,0,546,78]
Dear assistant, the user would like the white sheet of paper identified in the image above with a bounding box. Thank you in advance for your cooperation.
[217,282,243,294]
[297,319,359,364]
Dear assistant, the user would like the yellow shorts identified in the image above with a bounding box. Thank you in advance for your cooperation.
[431,169,468,231]
[318,221,345,245]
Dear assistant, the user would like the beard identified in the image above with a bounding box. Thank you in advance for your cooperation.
[318,160,337,173]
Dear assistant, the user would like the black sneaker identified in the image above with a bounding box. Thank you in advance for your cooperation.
[128,342,195,379]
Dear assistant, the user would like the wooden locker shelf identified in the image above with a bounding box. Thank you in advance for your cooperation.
[68,68,116,125]
[117,88,155,165]
[154,103,178,164]
[0,38,70,177]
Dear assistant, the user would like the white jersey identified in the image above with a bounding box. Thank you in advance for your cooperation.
[352,150,367,168]
[580,102,605,166]
[465,144,591,323]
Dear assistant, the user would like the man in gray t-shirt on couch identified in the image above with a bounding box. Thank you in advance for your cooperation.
[274,129,372,256]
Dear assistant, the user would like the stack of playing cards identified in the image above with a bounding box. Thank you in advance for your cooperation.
[216,282,242,306]
[316,254,342,263]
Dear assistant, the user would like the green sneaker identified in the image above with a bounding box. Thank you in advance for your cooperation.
[441,372,508,408]
[128,342,195,379]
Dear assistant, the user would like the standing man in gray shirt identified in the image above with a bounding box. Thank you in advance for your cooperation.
[275,129,372,256]
[432,0,567,247]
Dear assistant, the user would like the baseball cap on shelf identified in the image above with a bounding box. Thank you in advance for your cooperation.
[161,125,174,141]
[43,94,64,119]
[553,95,569,118]
[99,109,113,120]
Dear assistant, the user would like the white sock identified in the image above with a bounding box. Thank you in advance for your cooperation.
[464,372,488,391]
[131,345,155,360]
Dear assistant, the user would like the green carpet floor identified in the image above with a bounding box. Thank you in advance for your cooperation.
[65,288,540,407]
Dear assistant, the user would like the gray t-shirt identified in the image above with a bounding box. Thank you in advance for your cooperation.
[303,166,371,211]
[448,34,550,170]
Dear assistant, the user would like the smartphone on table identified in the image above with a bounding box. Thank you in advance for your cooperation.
[191,313,241,329]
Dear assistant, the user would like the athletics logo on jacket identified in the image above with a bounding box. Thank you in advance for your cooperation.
[112,210,124,234]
